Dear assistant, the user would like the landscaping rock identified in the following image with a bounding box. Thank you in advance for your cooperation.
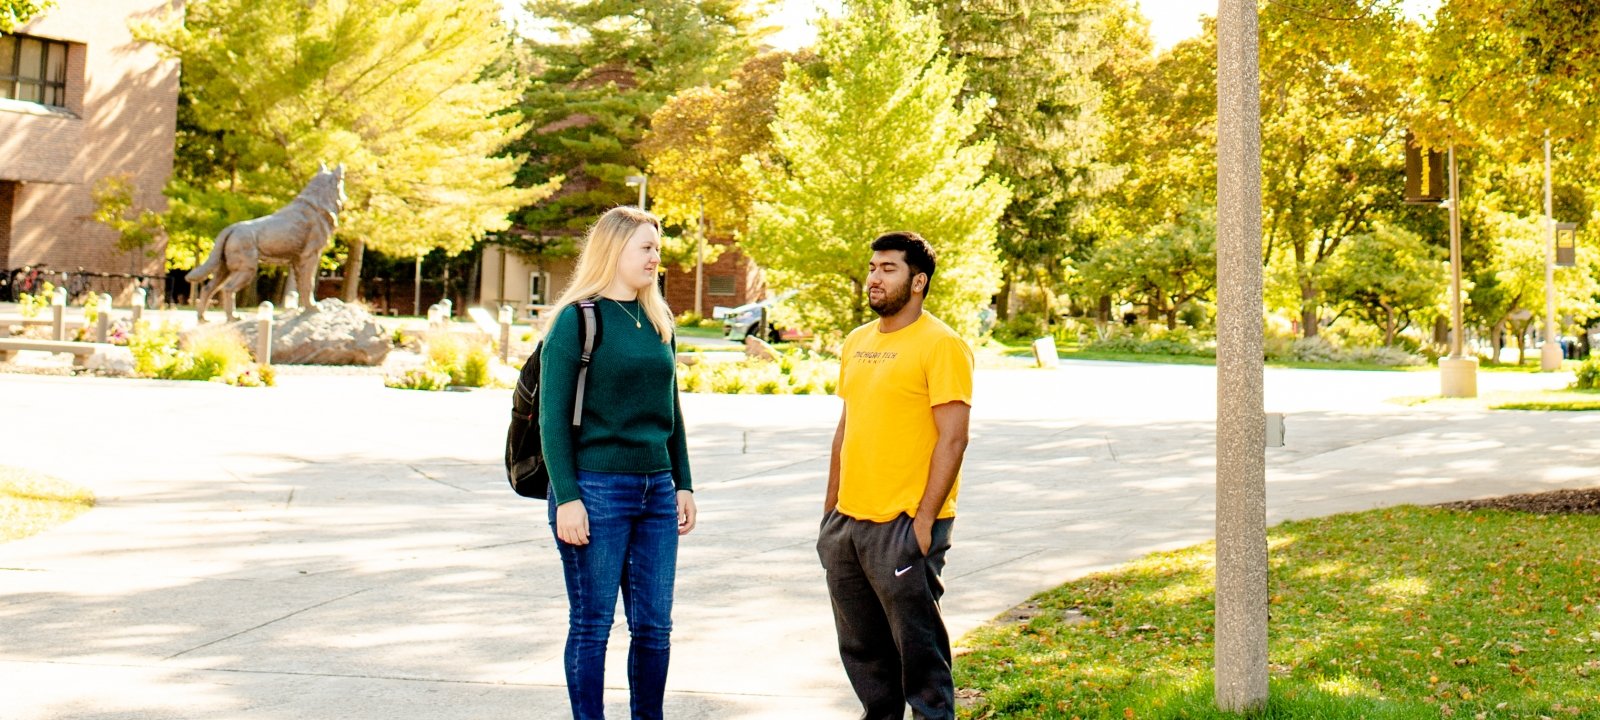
[744,336,778,361]
[85,346,135,376]
[223,298,391,366]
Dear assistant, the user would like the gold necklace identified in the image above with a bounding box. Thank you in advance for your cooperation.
[610,299,643,328]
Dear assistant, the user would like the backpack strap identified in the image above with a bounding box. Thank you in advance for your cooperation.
[571,299,600,427]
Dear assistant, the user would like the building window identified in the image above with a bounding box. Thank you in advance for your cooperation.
[709,275,736,296]
[0,34,69,108]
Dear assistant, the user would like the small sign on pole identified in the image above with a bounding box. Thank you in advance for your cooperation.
[1404,131,1445,205]
[1556,222,1577,267]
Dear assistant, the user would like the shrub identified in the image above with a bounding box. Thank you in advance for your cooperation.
[992,313,1046,344]
[128,321,181,377]
[1083,325,1215,357]
[1575,356,1600,390]
[127,323,269,385]
[425,332,494,387]
[1264,335,1425,366]
[16,282,55,318]
[678,351,841,396]
[385,366,452,391]
[165,328,256,382]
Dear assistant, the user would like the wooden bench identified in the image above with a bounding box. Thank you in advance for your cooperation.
[0,338,114,366]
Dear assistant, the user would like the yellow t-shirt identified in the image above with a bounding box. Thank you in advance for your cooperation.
[836,312,974,522]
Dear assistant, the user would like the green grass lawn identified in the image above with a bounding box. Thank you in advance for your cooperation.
[996,346,1424,373]
[674,324,727,340]
[1393,388,1600,412]
[1,466,94,543]
[993,341,1589,374]
[955,506,1600,719]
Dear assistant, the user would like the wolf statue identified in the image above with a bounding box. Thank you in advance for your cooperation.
[187,163,347,321]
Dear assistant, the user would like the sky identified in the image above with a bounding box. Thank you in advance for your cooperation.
[508,0,1444,55]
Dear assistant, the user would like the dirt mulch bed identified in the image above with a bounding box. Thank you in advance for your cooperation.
[1436,486,1600,515]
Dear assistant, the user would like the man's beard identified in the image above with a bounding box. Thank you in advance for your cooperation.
[869,279,913,317]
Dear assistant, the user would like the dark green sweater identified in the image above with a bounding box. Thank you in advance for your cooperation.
[538,299,692,505]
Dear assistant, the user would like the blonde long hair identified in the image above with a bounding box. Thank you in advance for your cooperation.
[546,206,675,343]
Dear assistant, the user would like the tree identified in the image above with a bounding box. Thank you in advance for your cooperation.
[0,0,50,32]
[1416,0,1600,155]
[1321,222,1445,346]
[1086,22,1217,325]
[745,0,1010,339]
[88,174,166,261]
[510,0,770,247]
[1257,0,1413,338]
[914,0,1130,322]
[1469,203,1600,364]
[1077,204,1216,329]
[640,50,815,269]
[136,0,550,300]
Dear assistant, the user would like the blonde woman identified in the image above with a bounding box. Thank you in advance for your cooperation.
[540,206,697,719]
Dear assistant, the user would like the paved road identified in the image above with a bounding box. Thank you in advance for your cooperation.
[1,362,1597,719]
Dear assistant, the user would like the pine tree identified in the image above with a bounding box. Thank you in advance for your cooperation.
[914,0,1129,321]
[509,0,769,252]
[745,0,1009,339]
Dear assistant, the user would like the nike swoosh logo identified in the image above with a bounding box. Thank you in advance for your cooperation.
[895,565,914,577]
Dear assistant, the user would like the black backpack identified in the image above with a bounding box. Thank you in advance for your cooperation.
[505,300,601,499]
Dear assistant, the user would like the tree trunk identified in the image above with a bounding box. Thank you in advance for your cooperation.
[1383,307,1397,346]
[1299,278,1318,338]
[997,274,1013,321]
[464,249,480,310]
[1097,295,1112,325]
[1516,323,1528,365]
[342,237,365,302]
[1166,307,1179,330]
[1491,320,1505,363]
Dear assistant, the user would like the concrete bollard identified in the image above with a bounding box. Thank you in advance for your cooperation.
[51,288,66,341]
[96,293,113,343]
[257,301,274,365]
[498,305,514,364]
[131,287,146,326]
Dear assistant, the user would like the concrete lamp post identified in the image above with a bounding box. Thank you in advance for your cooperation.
[1540,132,1562,372]
[626,175,648,211]
[256,301,274,366]
[96,293,112,343]
[498,304,514,364]
[1439,147,1478,397]
[131,287,146,325]
[1215,0,1268,711]
[51,287,67,341]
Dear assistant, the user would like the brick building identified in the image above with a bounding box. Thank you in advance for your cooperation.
[0,1,179,302]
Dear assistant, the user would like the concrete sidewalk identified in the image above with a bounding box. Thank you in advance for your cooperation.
[1,364,1597,719]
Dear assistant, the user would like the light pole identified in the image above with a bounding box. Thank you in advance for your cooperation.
[695,195,706,318]
[1440,146,1478,397]
[1541,131,1562,372]
[1215,0,1267,711]
[625,174,648,211]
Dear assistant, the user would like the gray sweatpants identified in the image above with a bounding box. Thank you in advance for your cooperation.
[817,510,956,720]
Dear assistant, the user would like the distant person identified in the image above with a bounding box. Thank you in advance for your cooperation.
[540,206,697,720]
[818,231,974,720]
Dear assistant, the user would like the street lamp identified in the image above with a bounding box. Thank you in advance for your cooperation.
[695,195,706,318]
[625,174,648,211]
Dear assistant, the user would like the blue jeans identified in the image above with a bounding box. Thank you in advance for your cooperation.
[549,470,679,720]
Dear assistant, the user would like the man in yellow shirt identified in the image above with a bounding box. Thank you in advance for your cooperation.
[818,231,974,720]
